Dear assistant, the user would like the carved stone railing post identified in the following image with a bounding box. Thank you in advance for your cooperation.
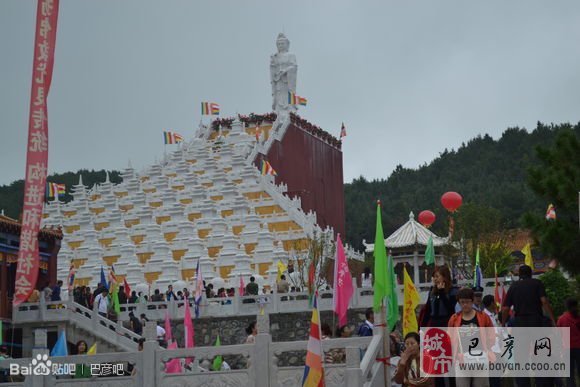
[32,329,49,387]
[142,321,158,387]
[345,346,363,386]
[234,282,240,315]
[272,282,279,313]
[255,312,271,387]
[39,296,46,322]
[91,302,98,332]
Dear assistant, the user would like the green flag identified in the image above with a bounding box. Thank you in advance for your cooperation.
[386,255,399,331]
[424,236,435,265]
[212,335,223,371]
[473,246,481,287]
[373,202,388,312]
[111,283,121,315]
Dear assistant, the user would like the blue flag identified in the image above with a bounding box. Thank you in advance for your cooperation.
[100,266,109,290]
[51,331,68,357]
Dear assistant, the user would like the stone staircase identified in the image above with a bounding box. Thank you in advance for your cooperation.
[13,299,141,354]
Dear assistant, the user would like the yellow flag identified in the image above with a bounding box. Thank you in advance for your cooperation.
[522,243,534,269]
[87,343,97,355]
[277,260,287,282]
[403,267,421,336]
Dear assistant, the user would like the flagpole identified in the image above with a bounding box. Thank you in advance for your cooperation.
[382,301,390,387]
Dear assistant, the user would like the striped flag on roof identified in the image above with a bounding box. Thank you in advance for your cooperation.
[164,131,184,145]
[288,92,307,106]
[302,294,325,387]
[201,102,220,115]
[261,160,278,176]
[46,182,65,199]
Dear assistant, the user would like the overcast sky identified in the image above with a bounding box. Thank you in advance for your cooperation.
[2,0,580,187]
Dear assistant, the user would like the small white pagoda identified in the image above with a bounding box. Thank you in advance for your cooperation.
[363,212,450,285]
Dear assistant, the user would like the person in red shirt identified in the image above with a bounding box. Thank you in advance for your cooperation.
[557,298,579,387]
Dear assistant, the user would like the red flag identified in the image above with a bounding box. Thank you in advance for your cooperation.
[239,275,245,296]
[14,0,60,305]
[123,278,131,296]
[333,234,353,327]
[308,261,315,295]
[340,122,346,139]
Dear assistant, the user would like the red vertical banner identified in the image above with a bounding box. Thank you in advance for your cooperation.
[14,0,60,305]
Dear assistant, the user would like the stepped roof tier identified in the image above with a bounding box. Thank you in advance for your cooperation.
[363,211,449,252]
[42,114,356,291]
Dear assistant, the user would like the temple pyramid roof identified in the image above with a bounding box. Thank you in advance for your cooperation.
[42,115,335,291]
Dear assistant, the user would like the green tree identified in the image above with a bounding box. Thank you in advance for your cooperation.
[524,128,580,275]
[539,269,574,317]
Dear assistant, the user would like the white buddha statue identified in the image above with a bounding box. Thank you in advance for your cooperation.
[270,33,297,113]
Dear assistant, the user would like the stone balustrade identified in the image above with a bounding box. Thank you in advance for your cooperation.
[0,315,380,387]
[13,277,511,328]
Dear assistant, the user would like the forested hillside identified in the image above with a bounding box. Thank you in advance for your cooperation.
[344,122,580,250]
[0,169,122,220]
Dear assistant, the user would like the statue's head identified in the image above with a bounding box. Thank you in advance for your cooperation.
[276,33,290,53]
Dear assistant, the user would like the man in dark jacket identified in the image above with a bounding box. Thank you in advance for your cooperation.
[118,286,128,304]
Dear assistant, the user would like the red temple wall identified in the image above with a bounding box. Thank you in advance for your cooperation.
[256,122,345,237]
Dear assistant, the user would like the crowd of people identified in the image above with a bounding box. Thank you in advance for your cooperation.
[13,263,578,386]
[352,264,579,387]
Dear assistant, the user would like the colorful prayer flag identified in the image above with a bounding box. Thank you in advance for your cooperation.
[183,297,194,364]
[261,160,278,176]
[333,234,353,328]
[163,131,184,145]
[340,122,346,139]
[288,92,307,106]
[164,310,173,343]
[239,275,245,297]
[403,267,420,336]
[522,243,534,270]
[123,277,131,297]
[100,266,109,290]
[201,102,220,115]
[194,259,203,318]
[87,343,97,355]
[545,204,556,220]
[494,263,502,310]
[473,247,483,289]
[277,260,287,282]
[46,182,65,199]
[165,341,183,373]
[302,294,325,387]
[424,236,435,265]
[50,331,68,357]
[373,202,388,312]
[386,255,399,331]
[212,336,223,371]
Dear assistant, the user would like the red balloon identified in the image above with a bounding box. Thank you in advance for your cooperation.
[441,192,463,212]
[418,210,436,227]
